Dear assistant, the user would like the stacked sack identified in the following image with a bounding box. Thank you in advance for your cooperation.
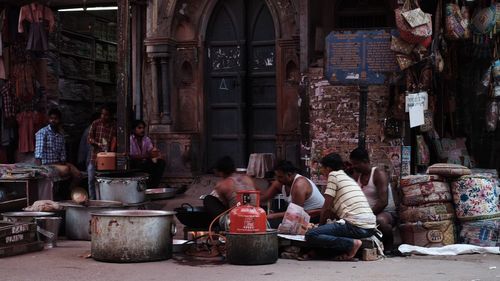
[398,174,456,247]
[448,169,500,247]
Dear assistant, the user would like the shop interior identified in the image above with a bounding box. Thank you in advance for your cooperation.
[0,0,118,169]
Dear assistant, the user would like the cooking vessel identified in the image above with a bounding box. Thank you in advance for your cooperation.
[90,210,176,263]
[96,172,149,204]
[174,203,212,228]
[1,212,55,223]
[226,229,278,265]
[96,152,116,171]
[59,200,123,240]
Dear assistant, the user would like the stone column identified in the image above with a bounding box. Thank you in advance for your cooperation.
[149,56,160,124]
[160,56,172,124]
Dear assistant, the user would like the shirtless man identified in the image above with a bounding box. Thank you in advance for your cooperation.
[203,156,256,228]
[262,160,324,223]
[350,148,395,252]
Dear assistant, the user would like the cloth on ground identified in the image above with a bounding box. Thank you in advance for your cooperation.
[398,244,500,255]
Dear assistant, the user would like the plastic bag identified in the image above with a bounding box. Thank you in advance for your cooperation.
[277,203,310,235]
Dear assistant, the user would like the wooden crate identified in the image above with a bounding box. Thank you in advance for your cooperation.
[0,222,36,238]
[0,240,44,258]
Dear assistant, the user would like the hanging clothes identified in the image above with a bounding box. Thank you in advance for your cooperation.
[18,3,55,52]
[16,111,36,153]
[0,81,17,119]
[11,63,35,103]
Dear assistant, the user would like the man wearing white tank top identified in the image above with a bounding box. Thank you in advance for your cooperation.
[262,161,325,223]
[350,147,395,253]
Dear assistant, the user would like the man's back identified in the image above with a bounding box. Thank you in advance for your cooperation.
[325,170,375,229]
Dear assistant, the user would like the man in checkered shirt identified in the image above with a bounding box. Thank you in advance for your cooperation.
[87,105,117,200]
[35,108,82,193]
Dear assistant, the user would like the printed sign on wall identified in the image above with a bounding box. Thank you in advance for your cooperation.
[325,29,398,85]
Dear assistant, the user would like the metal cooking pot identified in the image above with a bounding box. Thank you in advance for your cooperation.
[96,172,149,204]
[226,230,278,265]
[1,212,55,223]
[174,203,212,228]
[59,200,123,241]
[90,210,176,263]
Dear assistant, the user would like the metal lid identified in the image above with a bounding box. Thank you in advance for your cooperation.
[95,172,149,181]
[91,210,176,217]
[1,211,55,217]
[58,200,123,208]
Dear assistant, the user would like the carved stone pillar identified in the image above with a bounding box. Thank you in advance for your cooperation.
[149,56,160,124]
[160,57,172,124]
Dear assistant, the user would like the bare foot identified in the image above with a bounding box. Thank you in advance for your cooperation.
[344,239,362,260]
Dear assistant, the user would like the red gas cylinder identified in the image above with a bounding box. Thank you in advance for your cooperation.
[229,190,267,233]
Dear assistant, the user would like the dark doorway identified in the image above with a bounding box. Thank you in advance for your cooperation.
[205,0,276,169]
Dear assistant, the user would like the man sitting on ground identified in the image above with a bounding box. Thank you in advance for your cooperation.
[350,147,396,253]
[305,153,376,261]
[262,160,324,226]
[35,108,81,195]
[203,156,256,229]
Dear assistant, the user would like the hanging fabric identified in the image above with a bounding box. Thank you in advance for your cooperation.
[18,3,55,52]
[470,3,496,58]
[445,0,469,40]
[395,0,433,44]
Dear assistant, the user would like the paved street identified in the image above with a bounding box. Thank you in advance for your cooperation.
[1,240,499,281]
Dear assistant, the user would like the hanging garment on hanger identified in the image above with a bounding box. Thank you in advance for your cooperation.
[16,111,35,153]
[18,3,55,52]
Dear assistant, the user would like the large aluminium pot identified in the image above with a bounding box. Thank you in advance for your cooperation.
[59,200,123,241]
[96,172,149,204]
[90,210,176,263]
[226,230,278,265]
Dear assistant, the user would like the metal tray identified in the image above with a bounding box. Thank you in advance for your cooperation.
[145,188,176,200]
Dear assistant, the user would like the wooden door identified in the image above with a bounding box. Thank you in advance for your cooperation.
[206,0,276,169]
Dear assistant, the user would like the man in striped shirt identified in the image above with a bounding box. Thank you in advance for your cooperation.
[305,152,376,261]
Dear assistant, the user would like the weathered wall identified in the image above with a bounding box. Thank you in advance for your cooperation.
[307,67,393,183]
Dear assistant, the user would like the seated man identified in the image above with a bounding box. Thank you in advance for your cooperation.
[129,120,166,189]
[305,153,376,261]
[35,108,81,196]
[262,160,324,226]
[203,156,256,228]
[350,147,396,253]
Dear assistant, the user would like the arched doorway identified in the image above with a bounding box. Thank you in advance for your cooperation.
[205,0,276,168]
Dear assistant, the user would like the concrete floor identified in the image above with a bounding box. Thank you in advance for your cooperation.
[2,176,499,281]
[1,240,499,281]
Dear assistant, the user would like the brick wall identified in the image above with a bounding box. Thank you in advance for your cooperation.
[307,68,393,183]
